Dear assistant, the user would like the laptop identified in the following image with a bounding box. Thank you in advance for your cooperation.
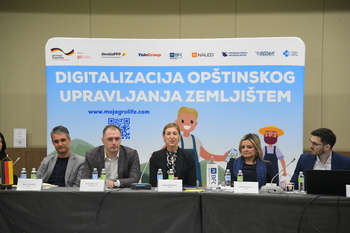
[306,170,350,196]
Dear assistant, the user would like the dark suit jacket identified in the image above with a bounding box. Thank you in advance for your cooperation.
[149,147,196,187]
[81,145,140,188]
[290,151,350,190]
[37,152,85,187]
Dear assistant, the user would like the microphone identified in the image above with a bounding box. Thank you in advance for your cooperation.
[12,157,21,166]
[260,158,296,194]
[139,155,151,183]
[270,158,295,186]
[131,154,152,190]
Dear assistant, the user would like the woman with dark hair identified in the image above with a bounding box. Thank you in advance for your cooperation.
[0,132,7,161]
[0,132,17,188]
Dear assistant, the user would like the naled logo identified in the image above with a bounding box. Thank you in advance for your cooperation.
[192,52,214,58]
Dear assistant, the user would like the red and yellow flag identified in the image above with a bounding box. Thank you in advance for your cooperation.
[1,158,14,185]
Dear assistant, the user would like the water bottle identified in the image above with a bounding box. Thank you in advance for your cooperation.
[100,168,106,180]
[224,169,231,189]
[20,168,27,179]
[30,168,37,179]
[92,168,98,179]
[237,170,243,182]
[298,171,305,193]
[168,169,174,180]
[157,168,163,181]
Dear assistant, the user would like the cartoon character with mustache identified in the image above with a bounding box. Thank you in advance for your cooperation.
[259,125,287,185]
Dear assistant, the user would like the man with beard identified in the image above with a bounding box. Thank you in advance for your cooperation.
[259,125,287,186]
[284,128,350,190]
[37,126,85,187]
[81,124,140,188]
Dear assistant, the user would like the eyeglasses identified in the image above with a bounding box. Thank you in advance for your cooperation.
[309,139,323,147]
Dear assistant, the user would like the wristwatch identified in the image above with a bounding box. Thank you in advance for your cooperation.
[113,180,120,187]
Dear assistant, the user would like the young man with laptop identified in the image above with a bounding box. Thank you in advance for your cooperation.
[283,128,350,192]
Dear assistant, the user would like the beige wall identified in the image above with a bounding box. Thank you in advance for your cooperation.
[0,0,349,151]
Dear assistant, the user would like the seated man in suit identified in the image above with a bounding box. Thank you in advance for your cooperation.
[284,128,350,190]
[37,126,85,187]
[81,124,140,188]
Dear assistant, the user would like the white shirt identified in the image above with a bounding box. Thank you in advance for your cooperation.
[104,150,120,187]
[313,152,332,170]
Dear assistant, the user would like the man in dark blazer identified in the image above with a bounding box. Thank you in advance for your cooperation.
[81,125,140,188]
[38,126,85,187]
[287,128,350,190]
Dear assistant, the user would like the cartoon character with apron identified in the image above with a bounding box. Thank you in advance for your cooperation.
[176,107,232,187]
[259,126,287,185]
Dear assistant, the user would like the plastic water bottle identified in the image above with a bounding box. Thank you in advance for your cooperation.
[168,169,174,180]
[30,168,37,179]
[298,171,305,193]
[224,169,231,189]
[157,168,163,181]
[100,168,106,180]
[92,168,98,179]
[20,168,27,179]
[237,170,243,182]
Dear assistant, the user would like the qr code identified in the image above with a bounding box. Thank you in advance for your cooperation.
[108,118,131,139]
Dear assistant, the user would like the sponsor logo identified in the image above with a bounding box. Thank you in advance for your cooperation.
[101,52,126,58]
[255,51,275,56]
[51,48,74,56]
[138,53,162,57]
[77,55,92,59]
[222,51,248,57]
[51,48,74,60]
[210,168,217,185]
[283,50,299,57]
[192,52,214,58]
[77,51,93,60]
[170,52,183,59]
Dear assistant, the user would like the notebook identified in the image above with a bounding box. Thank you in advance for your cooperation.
[306,170,350,196]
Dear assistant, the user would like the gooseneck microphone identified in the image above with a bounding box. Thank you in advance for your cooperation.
[139,155,151,184]
[270,158,296,186]
[260,158,296,194]
[131,154,152,190]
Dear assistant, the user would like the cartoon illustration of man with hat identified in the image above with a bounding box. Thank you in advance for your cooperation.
[259,125,287,185]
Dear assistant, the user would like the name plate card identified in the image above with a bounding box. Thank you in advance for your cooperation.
[158,179,182,192]
[206,163,219,188]
[17,179,43,191]
[234,181,259,194]
[80,179,105,191]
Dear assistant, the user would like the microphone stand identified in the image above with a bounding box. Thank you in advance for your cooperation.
[260,158,296,194]
[131,154,152,190]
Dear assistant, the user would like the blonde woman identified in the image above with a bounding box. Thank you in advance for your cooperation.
[226,133,274,188]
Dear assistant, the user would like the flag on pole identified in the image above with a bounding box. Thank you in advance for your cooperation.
[1,156,14,185]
